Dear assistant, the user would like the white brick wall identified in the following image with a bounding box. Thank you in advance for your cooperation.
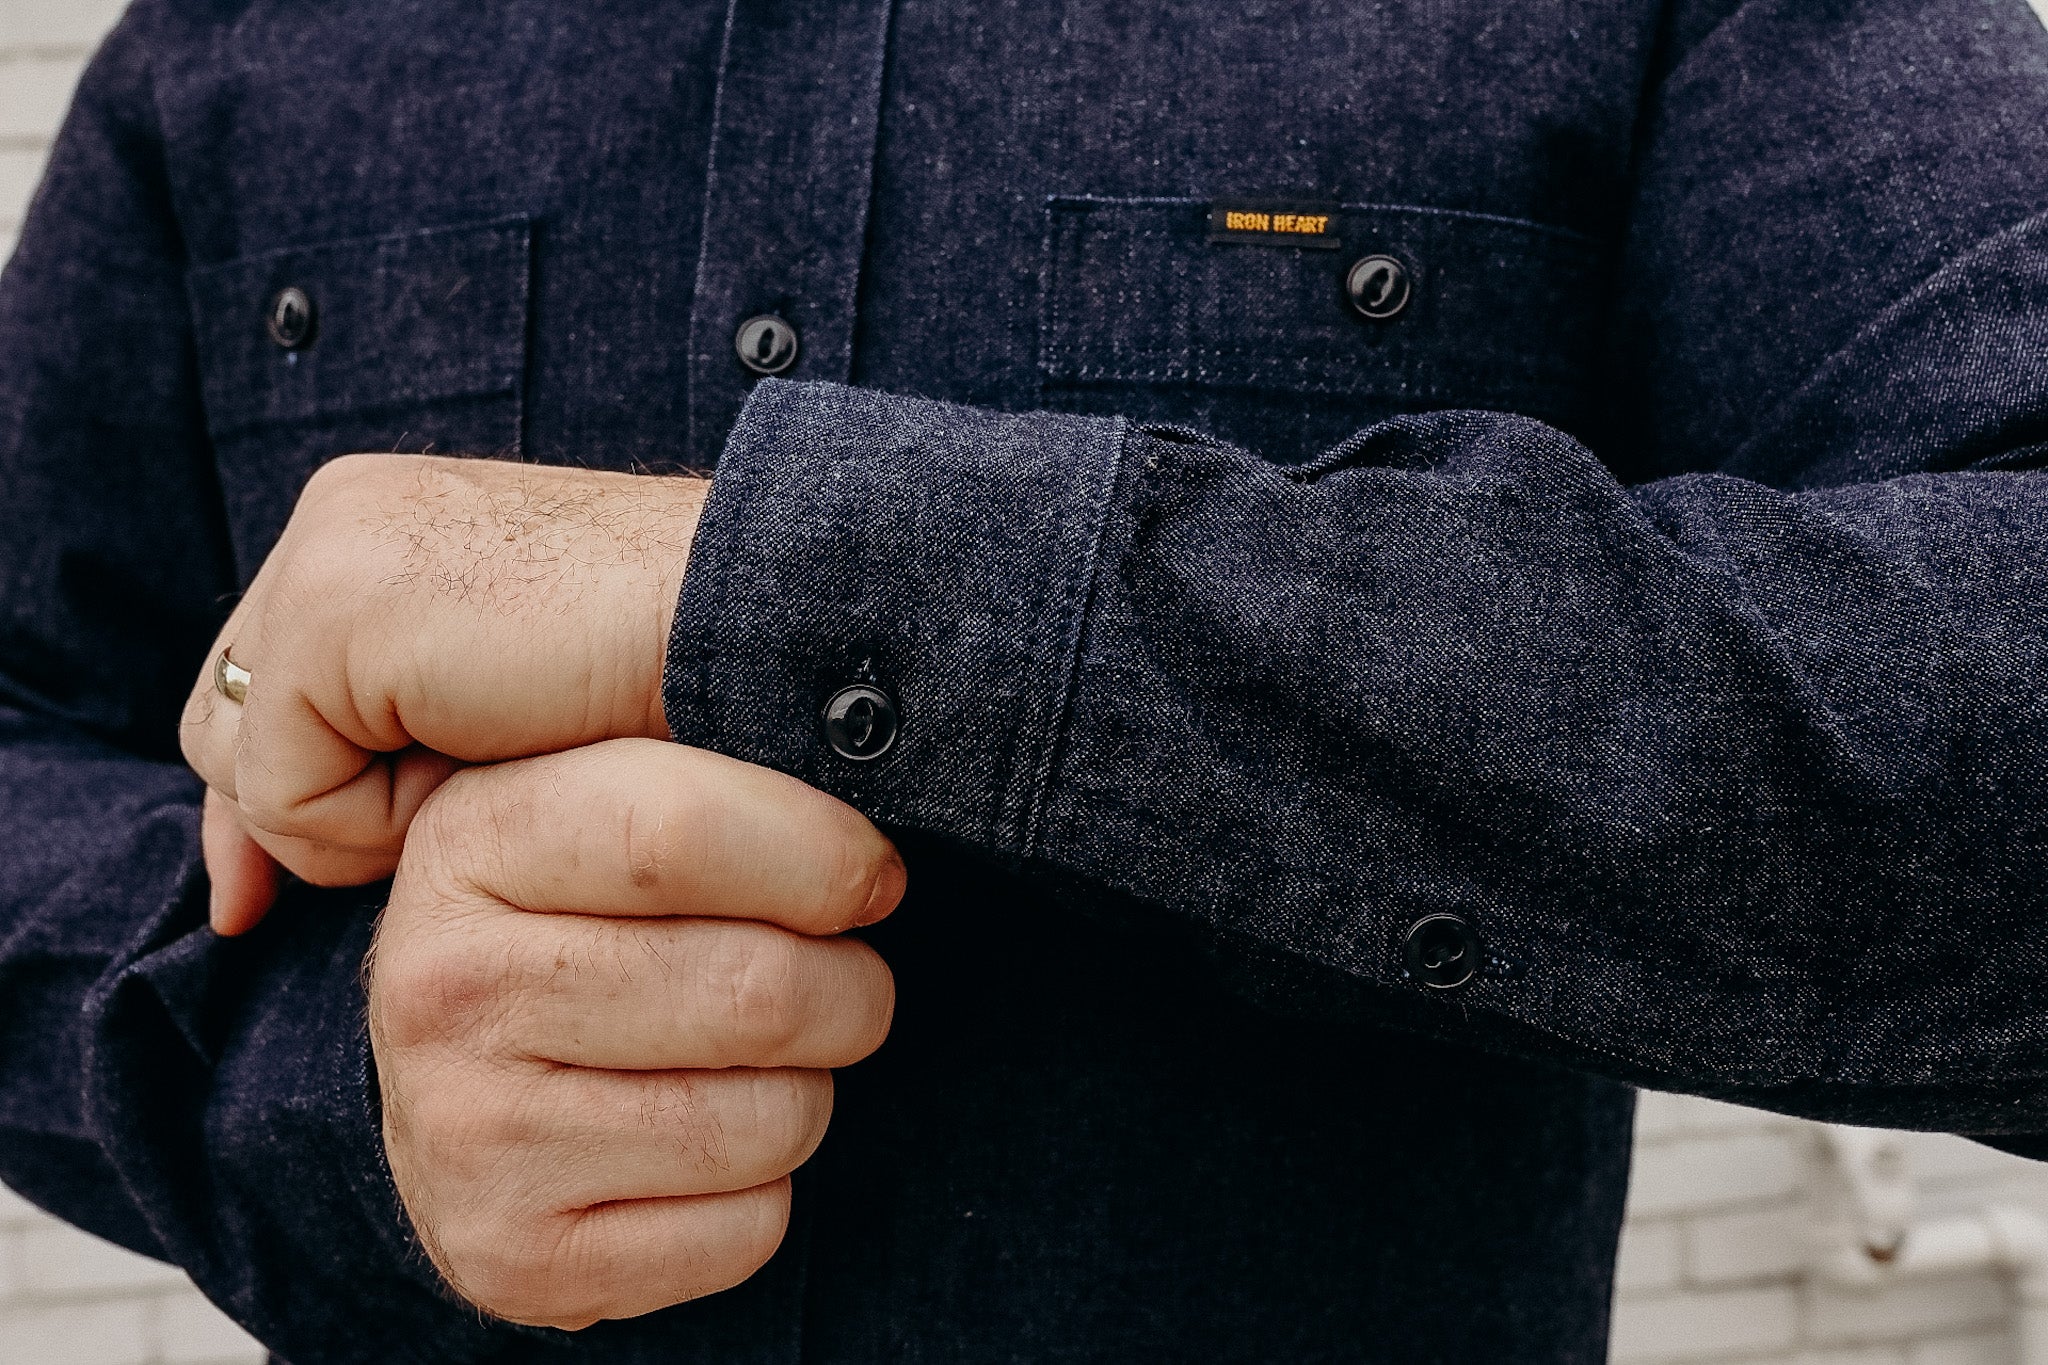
[8,1,2048,1363]
[0,1175,262,1364]
[1614,1095,2048,1365]
[0,0,130,263]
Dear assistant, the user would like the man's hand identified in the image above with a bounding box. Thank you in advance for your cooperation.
[180,454,709,933]
[371,739,902,1330]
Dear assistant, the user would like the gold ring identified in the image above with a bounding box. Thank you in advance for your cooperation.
[213,649,252,704]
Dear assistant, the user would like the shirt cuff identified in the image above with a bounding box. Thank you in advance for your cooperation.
[664,379,1128,855]
[81,831,512,1360]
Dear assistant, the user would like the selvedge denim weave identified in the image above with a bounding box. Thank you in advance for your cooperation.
[2,0,2046,1360]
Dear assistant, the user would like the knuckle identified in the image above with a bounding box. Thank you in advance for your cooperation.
[407,772,472,850]
[233,797,309,844]
[615,782,678,892]
[176,693,217,762]
[227,770,291,836]
[292,454,422,587]
[399,806,458,887]
[447,1180,795,1327]
[407,1075,530,1175]
[638,1071,733,1177]
[301,451,394,507]
[818,815,904,931]
[372,932,510,1053]
[417,764,530,893]
[231,766,336,850]
[405,772,495,887]
[715,930,804,1057]
[707,1181,795,1294]
[399,1101,597,1326]
[846,946,897,1062]
[757,1069,834,1173]
[304,450,368,491]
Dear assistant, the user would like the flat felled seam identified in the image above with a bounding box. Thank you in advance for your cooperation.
[1015,413,1130,859]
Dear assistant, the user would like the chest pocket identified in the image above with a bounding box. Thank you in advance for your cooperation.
[186,218,531,579]
[1039,197,1605,461]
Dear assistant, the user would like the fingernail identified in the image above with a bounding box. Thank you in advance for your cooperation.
[855,850,908,927]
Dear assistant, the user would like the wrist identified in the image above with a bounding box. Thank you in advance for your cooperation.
[641,472,712,741]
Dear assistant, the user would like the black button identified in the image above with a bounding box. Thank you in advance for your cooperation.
[735,314,800,376]
[822,684,898,761]
[1402,913,1480,990]
[1345,254,1411,320]
[266,287,317,349]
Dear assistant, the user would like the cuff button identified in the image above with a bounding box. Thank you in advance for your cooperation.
[1401,913,1480,991]
[823,684,899,761]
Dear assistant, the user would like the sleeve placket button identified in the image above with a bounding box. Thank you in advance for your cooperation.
[822,684,899,761]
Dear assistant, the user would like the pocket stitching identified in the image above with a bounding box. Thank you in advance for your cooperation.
[186,216,531,438]
[1039,198,1601,405]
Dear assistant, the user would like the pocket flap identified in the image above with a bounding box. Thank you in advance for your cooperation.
[187,218,530,436]
[1042,197,1601,420]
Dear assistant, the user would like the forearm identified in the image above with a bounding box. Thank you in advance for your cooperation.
[0,20,524,1345]
[662,0,2048,1128]
[664,379,2048,1129]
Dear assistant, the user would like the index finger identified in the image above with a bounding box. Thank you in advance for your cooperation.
[414,739,906,936]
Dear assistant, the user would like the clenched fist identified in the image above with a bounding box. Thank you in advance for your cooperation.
[371,740,902,1329]
[180,453,708,932]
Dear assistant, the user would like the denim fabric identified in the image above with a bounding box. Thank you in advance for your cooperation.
[1,0,2045,1360]
[673,381,2048,1126]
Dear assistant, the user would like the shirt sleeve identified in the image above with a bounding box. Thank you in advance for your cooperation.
[662,0,2048,1134]
[0,11,520,1357]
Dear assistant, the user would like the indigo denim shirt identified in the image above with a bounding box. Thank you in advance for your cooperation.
[3,0,2048,1361]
